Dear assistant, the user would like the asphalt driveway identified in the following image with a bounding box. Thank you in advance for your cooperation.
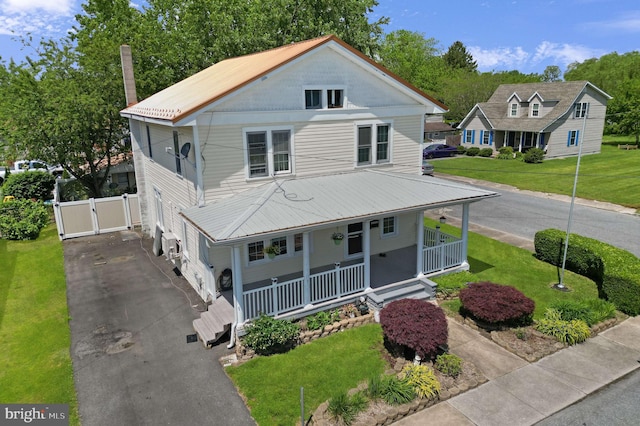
[64,231,255,426]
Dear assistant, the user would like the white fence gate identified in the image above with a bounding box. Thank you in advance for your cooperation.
[53,193,141,240]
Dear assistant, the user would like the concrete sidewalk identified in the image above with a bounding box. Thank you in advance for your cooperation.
[395,316,640,426]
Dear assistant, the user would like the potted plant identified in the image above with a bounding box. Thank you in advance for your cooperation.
[331,232,344,245]
[263,245,280,259]
[343,303,358,318]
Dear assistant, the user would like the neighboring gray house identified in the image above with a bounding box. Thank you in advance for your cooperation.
[458,81,611,158]
[120,35,498,346]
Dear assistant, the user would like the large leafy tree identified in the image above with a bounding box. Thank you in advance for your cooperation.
[564,51,640,142]
[0,0,389,197]
[541,65,562,82]
[443,41,477,73]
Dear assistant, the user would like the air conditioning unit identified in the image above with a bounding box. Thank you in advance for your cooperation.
[161,232,181,260]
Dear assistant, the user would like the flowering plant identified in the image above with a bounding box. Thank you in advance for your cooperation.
[331,232,344,241]
[263,245,281,255]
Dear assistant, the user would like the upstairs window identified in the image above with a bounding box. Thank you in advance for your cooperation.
[531,103,540,117]
[510,103,518,117]
[356,122,391,166]
[245,128,292,178]
[305,90,322,109]
[327,89,343,108]
[575,102,589,118]
[304,87,345,109]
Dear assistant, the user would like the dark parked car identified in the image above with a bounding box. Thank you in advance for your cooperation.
[421,160,434,176]
[423,144,458,159]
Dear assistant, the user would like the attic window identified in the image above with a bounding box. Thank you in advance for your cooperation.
[510,103,518,117]
[305,90,322,109]
[327,89,343,108]
[304,87,345,109]
[575,102,589,118]
[531,103,540,117]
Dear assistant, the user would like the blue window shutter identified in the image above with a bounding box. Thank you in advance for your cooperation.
[567,131,571,147]
[489,131,494,146]
[478,130,483,145]
[576,130,579,145]
[463,129,467,144]
[472,130,475,144]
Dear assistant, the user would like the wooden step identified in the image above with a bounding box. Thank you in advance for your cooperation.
[192,297,235,348]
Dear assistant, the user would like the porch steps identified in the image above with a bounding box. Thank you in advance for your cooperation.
[368,279,436,309]
[193,297,234,348]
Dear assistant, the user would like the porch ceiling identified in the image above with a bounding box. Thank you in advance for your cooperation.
[181,169,498,244]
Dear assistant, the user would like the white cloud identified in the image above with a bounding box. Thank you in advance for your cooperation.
[468,46,529,70]
[1,0,73,15]
[532,41,605,67]
[582,11,640,33]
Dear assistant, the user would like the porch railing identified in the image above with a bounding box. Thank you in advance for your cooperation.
[423,227,463,274]
[243,263,365,320]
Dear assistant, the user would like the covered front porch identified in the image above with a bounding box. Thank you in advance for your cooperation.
[236,219,468,322]
[499,130,547,152]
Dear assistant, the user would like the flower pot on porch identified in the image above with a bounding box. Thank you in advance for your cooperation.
[333,239,342,245]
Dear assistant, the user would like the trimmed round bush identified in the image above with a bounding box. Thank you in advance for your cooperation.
[479,148,493,157]
[380,299,447,359]
[459,281,535,326]
[456,145,467,155]
[498,146,514,155]
[465,147,480,156]
[2,171,56,201]
[0,198,50,240]
[523,147,545,163]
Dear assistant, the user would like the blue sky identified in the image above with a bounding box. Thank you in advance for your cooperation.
[0,0,638,75]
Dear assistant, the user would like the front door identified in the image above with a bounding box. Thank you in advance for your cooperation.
[347,222,363,257]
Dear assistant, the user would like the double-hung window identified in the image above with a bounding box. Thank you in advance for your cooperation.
[245,127,293,178]
[381,216,397,237]
[568,130,579,146]
[248,233,306,263]
[482,131,491,145]
[465,129,474,144]
[356,122,392,166]
[574,102,589,118]
[510,103,518,117]
[304,87,345,109]
[531,103,540,117]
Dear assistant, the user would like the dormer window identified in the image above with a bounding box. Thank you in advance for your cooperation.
[304,87,345,109]
[510,103,518,117]
[531,103,540,117]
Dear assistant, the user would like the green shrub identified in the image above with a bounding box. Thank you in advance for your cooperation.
[534,229,640,315]
[549,300,594,325]
[327,391,368,425]
[456,145,467,155]
[434,271,476,297]
[584,298,617,324]
[2,171,56,201]
[496,153,513,160]
[0,199,50,240]
[306,309,340,331]
[498,146,513,155]
[434,353,462,378]
[242,314,300,355]
[535,309,591,345]
[400,364,440,399]
[465,147,480,156]
[479,148,493,157]
[523,147,545,163]
[514,151,524,161]
[367,375,415,405]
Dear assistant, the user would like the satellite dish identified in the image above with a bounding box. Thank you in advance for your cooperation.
[180,143,191,158]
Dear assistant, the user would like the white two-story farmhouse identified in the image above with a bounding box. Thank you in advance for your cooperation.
[120,35,498,346]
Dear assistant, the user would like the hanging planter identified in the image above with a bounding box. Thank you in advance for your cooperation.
[263,245,280,259]
[331,232,344,245]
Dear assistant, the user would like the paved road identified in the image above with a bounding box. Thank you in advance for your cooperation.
[437,176,640,257]
[536,369,640,426]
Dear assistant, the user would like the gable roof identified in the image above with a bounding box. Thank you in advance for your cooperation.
[181,169,498,244]
[459,81,611,132]
[121,35,447,124]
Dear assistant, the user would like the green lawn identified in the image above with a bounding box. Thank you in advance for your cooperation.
[429,219,599,318]
[434,140,640,209]
[226,323,386,426]
[0,224,79,425]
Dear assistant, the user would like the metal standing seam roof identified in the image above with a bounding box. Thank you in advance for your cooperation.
[461,81,611,132]
[181,170,499,244]
[119,35,447,123]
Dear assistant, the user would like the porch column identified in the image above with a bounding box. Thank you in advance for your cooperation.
[231,245,245,324]
[364,220,371,290]
[416,211,425,276]
[461,204,470,262]
[303,232,311,306]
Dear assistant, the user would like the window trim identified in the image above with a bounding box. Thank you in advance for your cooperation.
[243,126,295,179]
[355,121,393,167]
[381,216,398,238]
[303,86,346,110]
[574,102,589,118]
[247,233,309,265]
[530,103,540,117]
[510,103,518,117]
